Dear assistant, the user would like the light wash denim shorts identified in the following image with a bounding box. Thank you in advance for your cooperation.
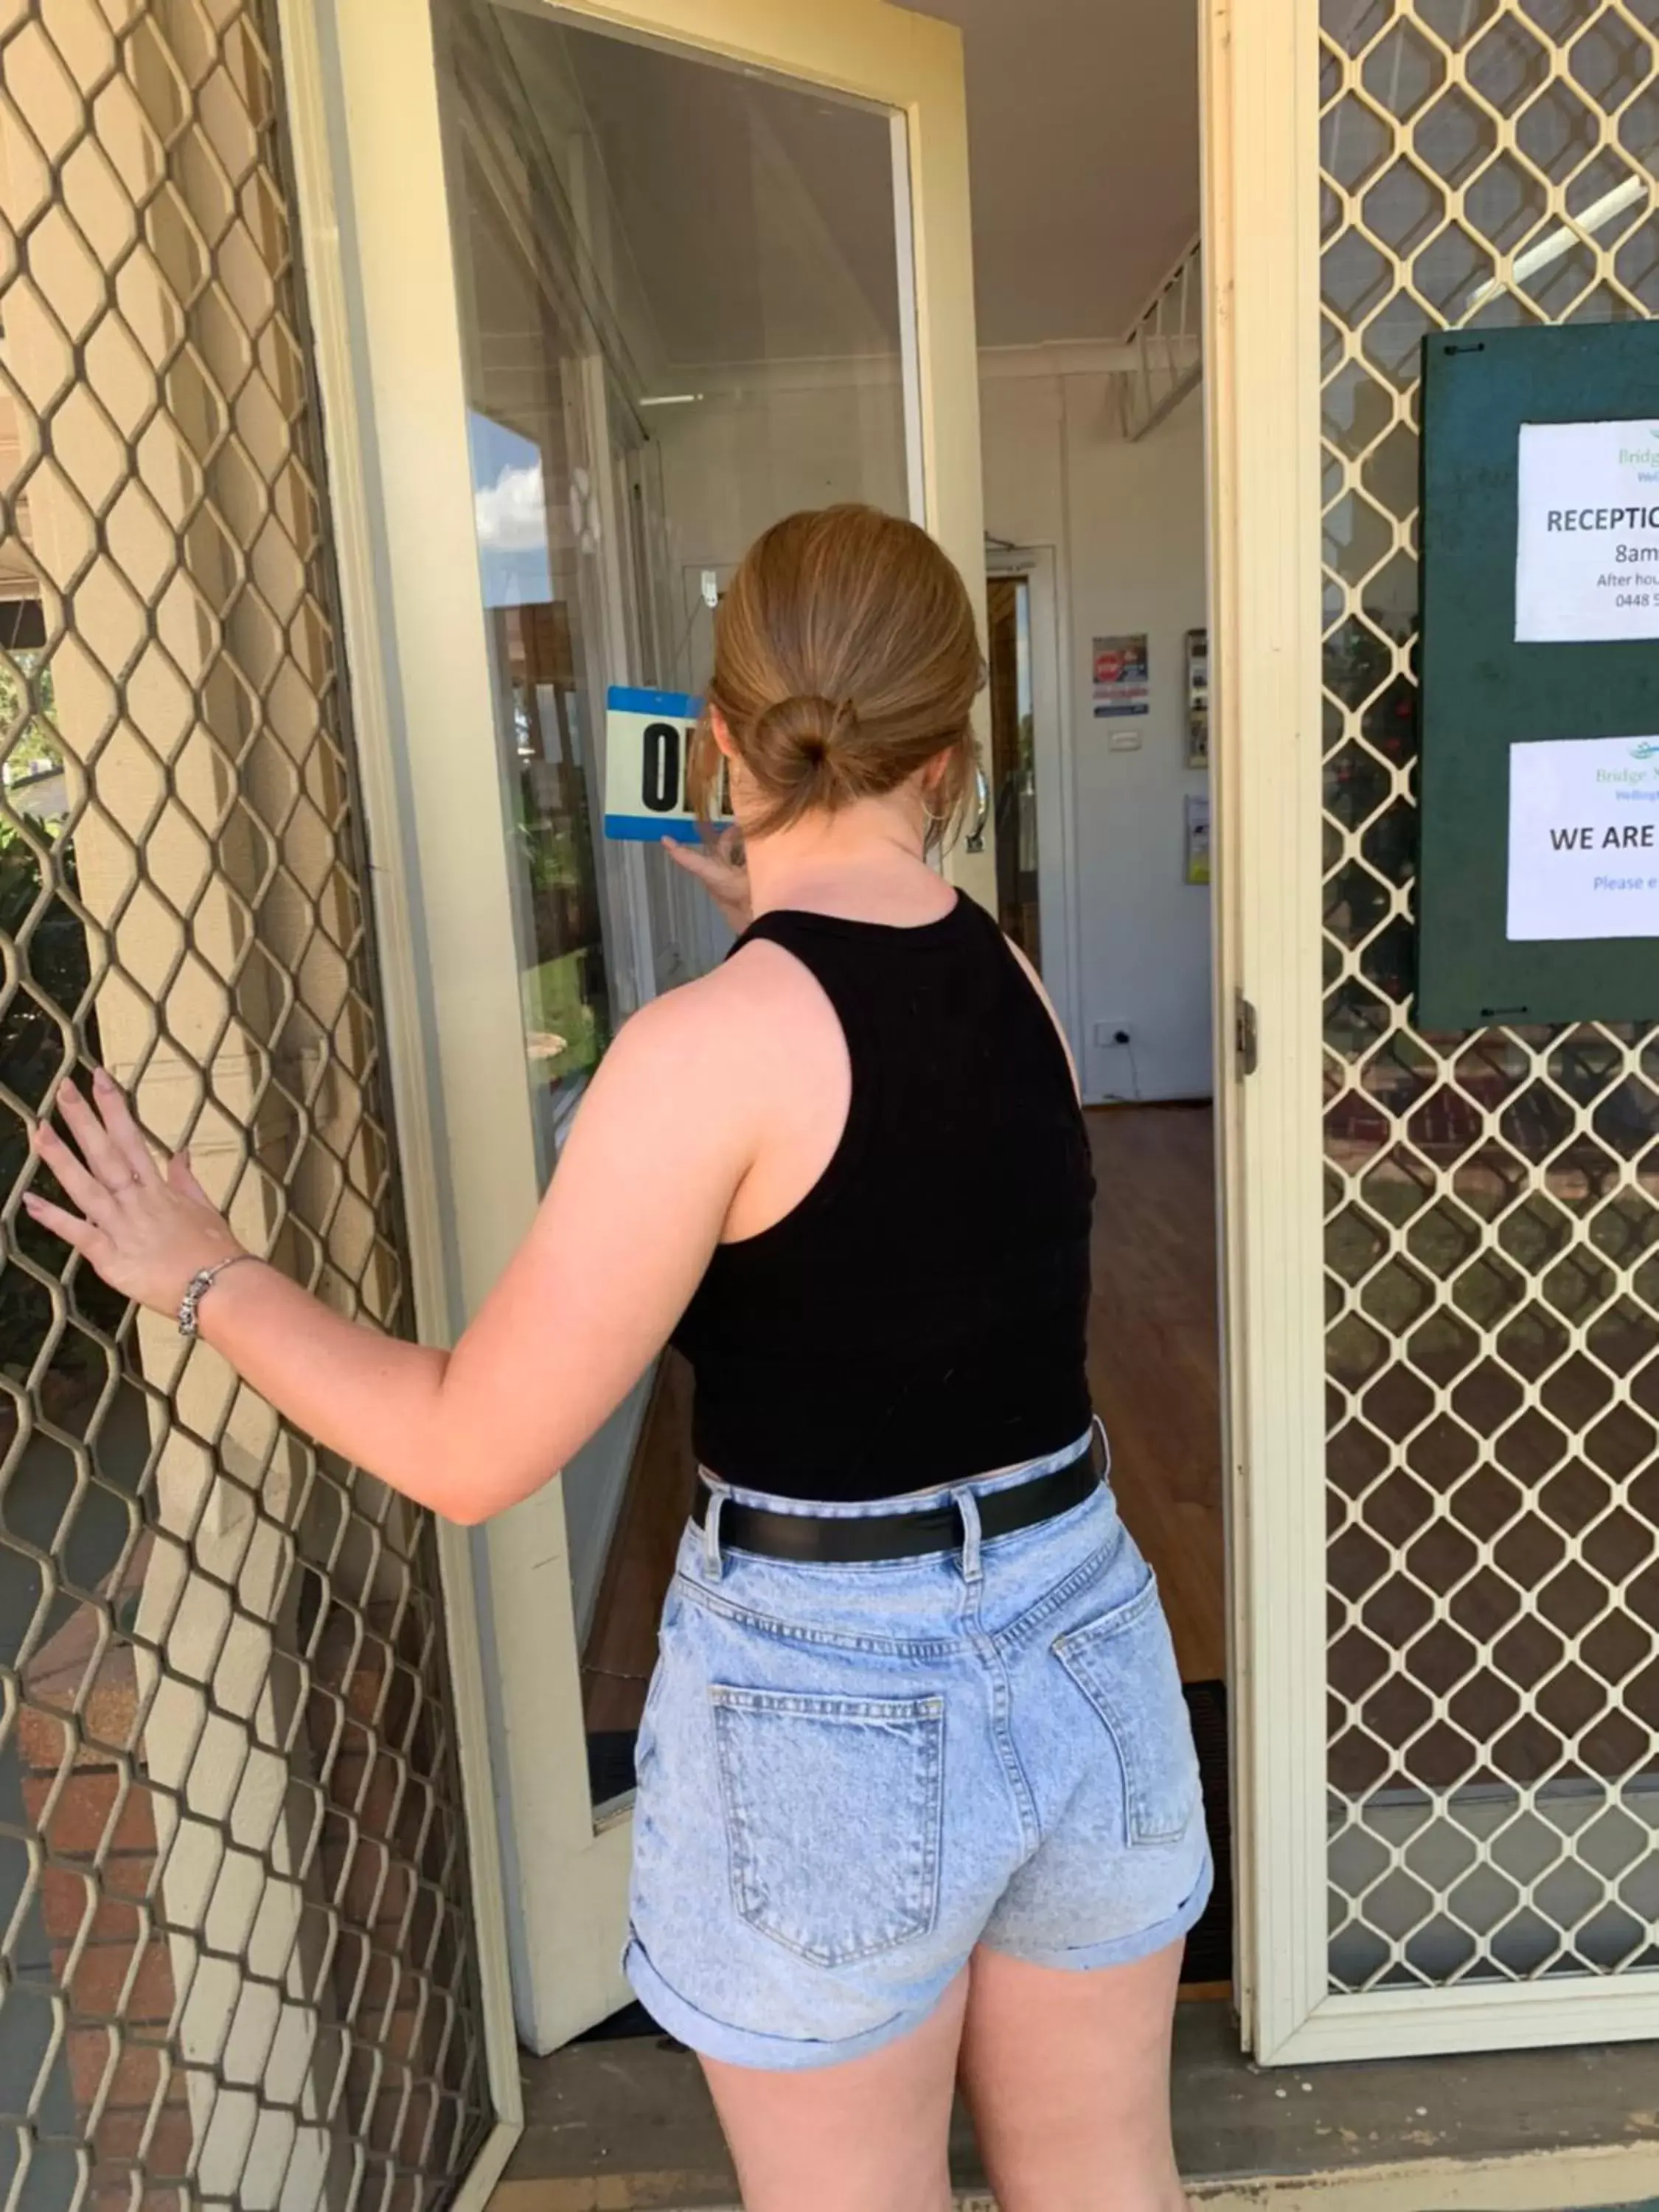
[623,1433,1214,2070]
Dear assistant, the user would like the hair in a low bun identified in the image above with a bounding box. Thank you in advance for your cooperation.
[747,693,858,796]
[689,507,982,844]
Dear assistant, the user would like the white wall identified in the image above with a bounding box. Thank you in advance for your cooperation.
[982,371,1212,1103]
[653,362,1213,1103]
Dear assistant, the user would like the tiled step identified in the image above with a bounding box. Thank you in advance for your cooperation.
[493,2006,1659,2212]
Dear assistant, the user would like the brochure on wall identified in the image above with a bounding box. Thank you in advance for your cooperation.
[1184,792,1211,886]
[1514,418,1659,642]
[603,686,731,843]
[1184,627,1208,768]
[1092,634,1149,717]
[1507,732,1659,939]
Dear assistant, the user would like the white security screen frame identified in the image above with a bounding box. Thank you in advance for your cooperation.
[1204,0,1659,2067]
[281,0,987,2057]
[1203,0,1329,2069]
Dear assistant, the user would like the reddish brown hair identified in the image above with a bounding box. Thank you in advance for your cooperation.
[690,505,983,841]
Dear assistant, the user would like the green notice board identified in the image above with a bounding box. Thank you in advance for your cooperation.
[1418,322,1659,1029]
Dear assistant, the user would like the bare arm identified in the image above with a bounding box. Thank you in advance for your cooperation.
[27,987,755,1525]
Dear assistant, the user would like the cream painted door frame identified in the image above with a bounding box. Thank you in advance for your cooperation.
[1203,0,1328,2070]
[279,0,987,2059]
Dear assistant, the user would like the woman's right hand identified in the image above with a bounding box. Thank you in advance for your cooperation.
[665,827,751,934]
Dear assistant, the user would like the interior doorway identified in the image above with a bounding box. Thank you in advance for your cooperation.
[987,571,1040,959]
[985,543,1081,1062]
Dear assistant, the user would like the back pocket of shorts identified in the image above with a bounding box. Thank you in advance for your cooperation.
[710,1686,945,1967]
[1054,1574,1200,1846]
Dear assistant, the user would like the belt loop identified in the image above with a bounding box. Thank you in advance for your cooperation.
[955,1486,983,1584]
[1091,1412,1112,1483]
[703,1488,726,1580]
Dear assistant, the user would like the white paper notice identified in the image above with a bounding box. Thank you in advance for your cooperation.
[1507,734,1659,940]
[1515,419,1659,641]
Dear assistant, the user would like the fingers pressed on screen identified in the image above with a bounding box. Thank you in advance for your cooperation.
[91,1068,159,1184]
[32,1121,109,1220]
[56,1082,129,1189]
[21,1191,94,1251]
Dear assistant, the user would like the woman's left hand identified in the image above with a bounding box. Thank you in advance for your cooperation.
[664,826,751,934]
[24,1071,247,1316]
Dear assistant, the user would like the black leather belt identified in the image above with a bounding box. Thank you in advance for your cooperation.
[690,1434,1102,1564]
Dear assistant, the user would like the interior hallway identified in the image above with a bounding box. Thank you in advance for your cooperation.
[582,1103,1225,1729]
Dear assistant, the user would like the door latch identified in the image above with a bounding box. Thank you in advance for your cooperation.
[1234,990,1259,1078]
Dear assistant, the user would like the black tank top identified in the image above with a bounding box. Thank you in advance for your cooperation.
[669,895,1095,1501]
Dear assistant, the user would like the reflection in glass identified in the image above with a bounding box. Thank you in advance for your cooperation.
[468,408,612,1118]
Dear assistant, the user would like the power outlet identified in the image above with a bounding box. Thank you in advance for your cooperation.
[1091,1022,1134,1048]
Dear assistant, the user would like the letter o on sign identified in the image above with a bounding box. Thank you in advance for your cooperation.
[641,720,681,812]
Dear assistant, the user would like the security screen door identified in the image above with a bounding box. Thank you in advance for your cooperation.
[1211,0,1659,2065]
[0,1,518,2208]
[310,0,987,2051]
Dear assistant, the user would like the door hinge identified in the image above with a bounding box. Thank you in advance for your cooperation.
[1234,990,1259,1078]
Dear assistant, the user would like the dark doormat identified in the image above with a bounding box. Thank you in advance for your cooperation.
[578,1732,670,2045]
[586,1728,639,1807]
[1180,1679,1233,1986]
[577,1685,1233,2043]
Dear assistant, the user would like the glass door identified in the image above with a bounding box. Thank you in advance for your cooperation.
[319,0,986,2049]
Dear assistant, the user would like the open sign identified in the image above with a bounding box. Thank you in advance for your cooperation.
[603,686,731,844]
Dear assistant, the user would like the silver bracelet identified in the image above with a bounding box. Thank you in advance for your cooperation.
[178,1254,257,1338]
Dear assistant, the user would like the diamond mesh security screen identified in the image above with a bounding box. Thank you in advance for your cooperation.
[1322,0,1659,1992]
[0,1,495,2204]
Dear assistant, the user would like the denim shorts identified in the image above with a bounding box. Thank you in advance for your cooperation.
[623,1433,1214,2070]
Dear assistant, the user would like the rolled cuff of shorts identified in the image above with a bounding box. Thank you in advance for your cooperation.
[985,1851,1215,1975]
[623,1932,949,2072]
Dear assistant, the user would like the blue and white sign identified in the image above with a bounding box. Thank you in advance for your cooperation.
[604,686,731,844]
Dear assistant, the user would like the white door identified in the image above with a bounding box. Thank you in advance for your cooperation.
[293,0,987,2052]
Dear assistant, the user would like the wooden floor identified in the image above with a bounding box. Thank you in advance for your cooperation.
[1084,1103,1225,1683]
[581,1103,1226,1728]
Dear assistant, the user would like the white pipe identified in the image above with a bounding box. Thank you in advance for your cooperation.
[1464,173,1647,316]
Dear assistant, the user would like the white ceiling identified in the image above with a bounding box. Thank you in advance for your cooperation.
[913,0,1200,347]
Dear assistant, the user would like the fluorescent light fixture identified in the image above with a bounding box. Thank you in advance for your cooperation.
[638,393,705,406]
[1464,173,1647,316]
